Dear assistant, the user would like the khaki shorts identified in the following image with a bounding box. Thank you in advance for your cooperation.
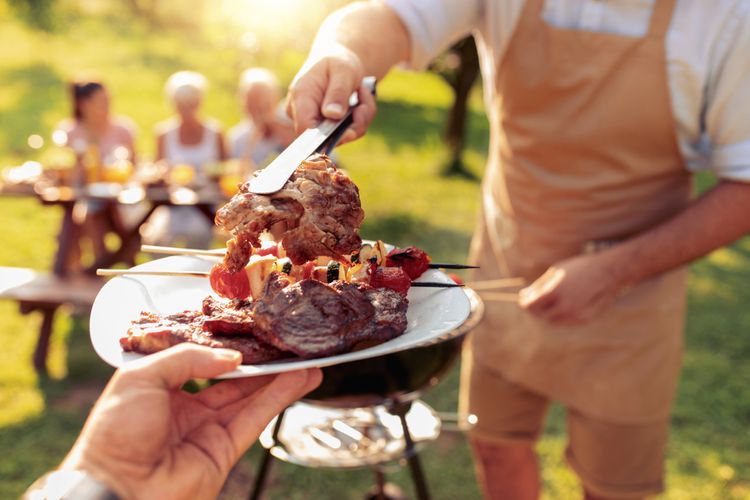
[460,354,668,499]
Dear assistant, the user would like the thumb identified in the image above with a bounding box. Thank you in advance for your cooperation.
[518,269,563,314]
[121,344,242,389]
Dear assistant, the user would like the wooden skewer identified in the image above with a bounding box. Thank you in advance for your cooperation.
[480,292,519,302]
[97,269,209,278]
[467,277,526,290]
[141,245,225,257]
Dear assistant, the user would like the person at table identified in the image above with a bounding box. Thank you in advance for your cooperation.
[23,344,321,499]
[59,78,137,167]
[147,70,227,249]
[56,77,138,267]
[228,68,295,171]
[285,1,750,499]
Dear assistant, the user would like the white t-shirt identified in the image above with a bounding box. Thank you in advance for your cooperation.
[159,117,222,170]
[383,0,750,181]
[228,107,292,168]
[228,120,283,168]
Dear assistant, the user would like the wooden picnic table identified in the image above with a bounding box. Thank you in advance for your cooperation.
[0,178,228,373]
[15,181,226,275]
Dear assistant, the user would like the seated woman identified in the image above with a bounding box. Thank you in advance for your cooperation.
[228,68,295,170]
[145,71,226,249]
[57,77,137,268]
[60,78,137,166]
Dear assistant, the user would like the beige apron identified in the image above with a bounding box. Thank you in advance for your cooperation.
[469,0,692,423]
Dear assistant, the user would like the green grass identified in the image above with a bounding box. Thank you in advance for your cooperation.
[1,2,749,498]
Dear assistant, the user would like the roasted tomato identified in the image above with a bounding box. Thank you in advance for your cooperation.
[209,262,250,300]
[302,261,316,280]
[386,246,431,280]
[370,266,412,296]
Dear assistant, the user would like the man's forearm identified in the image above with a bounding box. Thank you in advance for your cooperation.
[608,180,750,286]
[310,1,410,79]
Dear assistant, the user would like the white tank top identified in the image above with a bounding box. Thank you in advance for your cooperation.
[162,119,221,170]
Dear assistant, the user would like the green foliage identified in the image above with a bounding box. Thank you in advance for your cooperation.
[0,3,748,499]
[6,0,57,30]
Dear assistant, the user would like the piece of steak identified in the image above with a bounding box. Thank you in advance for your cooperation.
[251,273,373,357]
[331,282,409,346]
[252,273,408,358]
[215,154,364,269]
[360,287,409,343]
[120,310,288,364]
[201,296,255,335]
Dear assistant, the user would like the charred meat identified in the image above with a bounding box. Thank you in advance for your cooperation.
[121,271,409,364]
[251,272,408,359]
[120,310,288,364]
[201,296,255,335]
[215,154,364,269]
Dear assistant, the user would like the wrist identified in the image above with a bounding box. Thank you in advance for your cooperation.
[24,469,121,500]
[599,244,640,290]
[61,446,132,500]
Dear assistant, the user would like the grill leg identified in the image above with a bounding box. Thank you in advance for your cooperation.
[395,403,431,500]
[248,408,286,500]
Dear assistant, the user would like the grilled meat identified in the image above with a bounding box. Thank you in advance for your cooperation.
[215,154,364,269]
[251,272,408,358]
[201,296,255,335]
[120,310,288,364]
[121,269,409,364]
[333,282,409,345]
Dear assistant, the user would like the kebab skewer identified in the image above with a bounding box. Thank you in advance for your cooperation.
[101,242,473,298]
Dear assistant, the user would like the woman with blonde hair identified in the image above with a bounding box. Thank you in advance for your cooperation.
[228,67,294,170]
[145,71,226,249]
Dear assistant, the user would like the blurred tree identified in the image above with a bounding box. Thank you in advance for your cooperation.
[120,0,207,28]
[429,36,480,179]
[7,0,56,30]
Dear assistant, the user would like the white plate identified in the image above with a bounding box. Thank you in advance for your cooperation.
[90,255,471,378]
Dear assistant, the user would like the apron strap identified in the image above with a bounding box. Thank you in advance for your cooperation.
[647,0,678,38]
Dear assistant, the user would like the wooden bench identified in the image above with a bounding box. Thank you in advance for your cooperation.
[0,267,103,374]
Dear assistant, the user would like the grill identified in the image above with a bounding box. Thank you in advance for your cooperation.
[249,289,484,500]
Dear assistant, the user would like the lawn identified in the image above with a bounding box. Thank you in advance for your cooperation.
[1,2,749,498]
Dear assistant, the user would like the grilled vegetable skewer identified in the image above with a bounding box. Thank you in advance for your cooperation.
[139,244,480,270]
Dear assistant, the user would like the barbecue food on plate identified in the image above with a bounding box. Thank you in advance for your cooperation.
[215,153,364,270]
[120,272,409,364]
[121,153,421,365]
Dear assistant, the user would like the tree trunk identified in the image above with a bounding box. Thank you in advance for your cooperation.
[443,38,480,177]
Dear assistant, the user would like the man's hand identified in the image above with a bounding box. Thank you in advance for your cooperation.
[61,344,321,500]
[285,2,410,143]
[519,252,626,325]
[286,45,376,144]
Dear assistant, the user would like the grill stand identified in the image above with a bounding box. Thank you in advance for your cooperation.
[247,400,434,500]
[394,401,431,500]
[248,409,285,500]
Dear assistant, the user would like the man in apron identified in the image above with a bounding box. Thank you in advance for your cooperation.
[286,1,750,497]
